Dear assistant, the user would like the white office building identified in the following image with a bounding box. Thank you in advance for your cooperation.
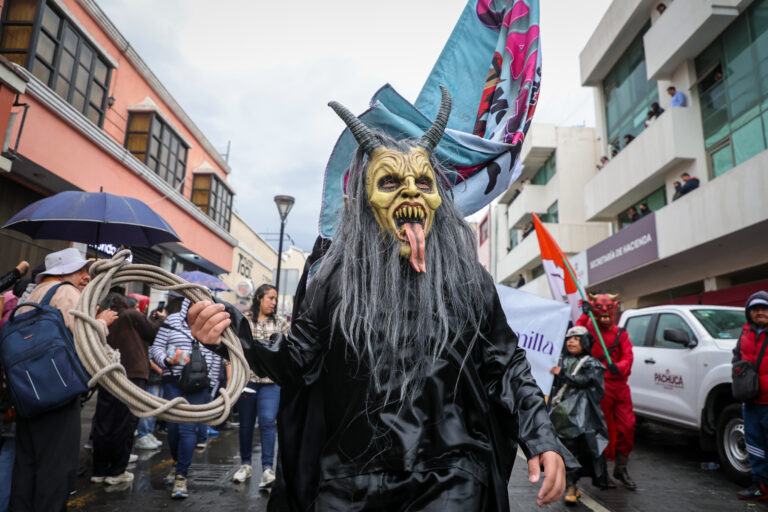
[574,0,768,308]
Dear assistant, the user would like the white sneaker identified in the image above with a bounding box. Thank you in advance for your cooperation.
[104,471,134,485]
[134,436,156,450]
[128,453,138,463]
[90,475,105,484]
[164,467,176,486]
[147,434,162,448]
[232,464,252,483]
[259,468,275,488]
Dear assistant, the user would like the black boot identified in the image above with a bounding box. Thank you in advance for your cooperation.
[613,454,637,489]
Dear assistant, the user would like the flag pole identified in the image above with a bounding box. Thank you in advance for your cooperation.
[560,256,613,366]
[531,213,614,366]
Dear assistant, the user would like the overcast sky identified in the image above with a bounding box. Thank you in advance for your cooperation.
[98,0,611,251]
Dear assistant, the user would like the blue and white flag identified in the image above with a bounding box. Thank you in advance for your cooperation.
[320,0,542,238]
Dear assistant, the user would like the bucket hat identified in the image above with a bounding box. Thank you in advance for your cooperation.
[36,248,91,283]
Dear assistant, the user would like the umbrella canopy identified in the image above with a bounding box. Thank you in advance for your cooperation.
[2,191,180,246]
[177,270,231,292]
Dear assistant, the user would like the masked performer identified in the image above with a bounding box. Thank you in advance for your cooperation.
[576,293,636,489]
[189,89,570,511]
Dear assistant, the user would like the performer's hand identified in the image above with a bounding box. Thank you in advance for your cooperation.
[581,300,592,315]
[188,301,230,346]
[608,362,620,375]
[528,450,565,507]
[549,366,561,375]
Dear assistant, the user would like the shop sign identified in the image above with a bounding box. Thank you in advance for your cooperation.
[236,280,254,299]
[586,212,658,283]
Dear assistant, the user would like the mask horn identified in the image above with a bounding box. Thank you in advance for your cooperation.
[587,292,597,302]
[607,293,620,302]
[418,86,452,154]
[328,101,382,155]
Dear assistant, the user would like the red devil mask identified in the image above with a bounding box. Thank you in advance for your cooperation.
[588,293,620,330]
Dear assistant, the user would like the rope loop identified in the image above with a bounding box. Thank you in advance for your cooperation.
[71,250,249,424]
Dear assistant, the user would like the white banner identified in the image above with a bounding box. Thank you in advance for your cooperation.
[495,284,571,396]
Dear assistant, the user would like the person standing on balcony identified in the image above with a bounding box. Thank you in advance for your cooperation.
[516,274,526,288]
[678,172,700,197]
[667,86,687,107]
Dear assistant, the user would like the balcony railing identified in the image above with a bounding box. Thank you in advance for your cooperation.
[583,106,701,221]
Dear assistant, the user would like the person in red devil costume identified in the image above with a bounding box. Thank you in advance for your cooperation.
[576,292,636,489]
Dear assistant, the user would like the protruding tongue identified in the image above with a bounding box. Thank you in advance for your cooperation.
[402,222,426,273]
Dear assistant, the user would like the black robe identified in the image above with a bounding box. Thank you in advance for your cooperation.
[218,241,570,511]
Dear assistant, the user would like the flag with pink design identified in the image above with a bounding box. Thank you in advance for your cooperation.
[320,0,541,238]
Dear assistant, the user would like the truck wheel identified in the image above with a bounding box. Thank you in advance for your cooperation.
[716,403,752,485]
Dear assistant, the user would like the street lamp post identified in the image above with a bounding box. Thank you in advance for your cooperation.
[273,195,295,295]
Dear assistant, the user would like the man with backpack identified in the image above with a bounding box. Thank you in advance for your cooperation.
[149,297,215,500]
[6,248,116,511]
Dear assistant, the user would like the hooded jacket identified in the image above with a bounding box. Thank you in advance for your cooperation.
[732,291,768,404]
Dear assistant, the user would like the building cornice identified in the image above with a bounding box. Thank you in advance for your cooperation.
[75,0,232,175]
[17,66,237,247]
[51,0,119,69]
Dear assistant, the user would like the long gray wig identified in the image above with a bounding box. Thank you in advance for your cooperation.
[314,131,490,405]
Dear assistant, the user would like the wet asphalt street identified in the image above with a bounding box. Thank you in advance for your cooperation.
[68,397,765,512]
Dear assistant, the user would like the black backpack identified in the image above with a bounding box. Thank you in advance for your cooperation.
[162,323,209,394]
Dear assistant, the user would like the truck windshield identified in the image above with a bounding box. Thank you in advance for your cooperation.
[691,309,744,339]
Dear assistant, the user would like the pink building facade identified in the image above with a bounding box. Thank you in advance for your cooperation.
[0,0,236,280]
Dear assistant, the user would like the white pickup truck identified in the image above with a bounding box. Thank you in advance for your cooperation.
[618,304,748,483]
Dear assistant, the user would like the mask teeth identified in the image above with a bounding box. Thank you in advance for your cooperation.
[394,205,426,224]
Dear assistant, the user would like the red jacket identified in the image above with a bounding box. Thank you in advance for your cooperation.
[576,314,633,383]
[733,323,768,404]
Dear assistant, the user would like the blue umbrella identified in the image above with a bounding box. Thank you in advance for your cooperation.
[2,191,180,246]
[177,270,231,292]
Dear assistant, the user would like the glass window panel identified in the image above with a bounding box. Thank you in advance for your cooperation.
[1,26,31,50]
[161,127,171,145]
[178,147,187,163]
[732,115,765,165]
[170,136,178,154]
[93,59,107,84]
[35,31,55,63]
[54,77,70,99]
[126,133,148,153]
[149,137,159,157]
[6,0,37,22]
[159,145,168,166]
[71,90,85,112]
[89,84,104,107]
[2,52,26,65]
[195,175,212,189]
[148,157,158,171]
[751,1,768,97]
[132,152,145,162]
[31,58,50,83]
[711,143,734,177]
[41,5,60,36]
[78,44,92,69]
[624,315,651,347]
[62,25,77,53]
[654,314,695,349]
[57,51,74,80]
[723,17,759,120]
[645,187,667,210]
[74,64,88,92]
[151,119,161,137]
[128,113,152,132]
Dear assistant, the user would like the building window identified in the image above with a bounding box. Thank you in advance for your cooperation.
[696,0,768,177]
[531,152,556,185]
[125,112,188,190]
[0,1,112,126]
[191,173,232,231]
[508,228,519,252]
[479,218,489,244]
[531,264,545,280]
[618,186,666,228]
[540,200,559,224]
[602,22,658,152]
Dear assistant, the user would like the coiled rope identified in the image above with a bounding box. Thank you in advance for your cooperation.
[71,249,249,424]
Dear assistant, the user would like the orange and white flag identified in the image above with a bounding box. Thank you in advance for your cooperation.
[532,213,582,323]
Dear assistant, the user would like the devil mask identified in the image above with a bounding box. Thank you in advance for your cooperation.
[588,292,620,330]
[329,87,451,273]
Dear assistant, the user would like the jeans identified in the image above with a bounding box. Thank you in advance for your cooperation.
[163,381,209,477]
[137,383,163,438]
[237,383,280,469]
[744,403,768,484]
[195,388,216,445]
[0,437,15,512]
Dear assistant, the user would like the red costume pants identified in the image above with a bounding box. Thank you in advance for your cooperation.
[601,380,635,459]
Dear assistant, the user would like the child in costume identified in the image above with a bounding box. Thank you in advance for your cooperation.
[550,326,610,505]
